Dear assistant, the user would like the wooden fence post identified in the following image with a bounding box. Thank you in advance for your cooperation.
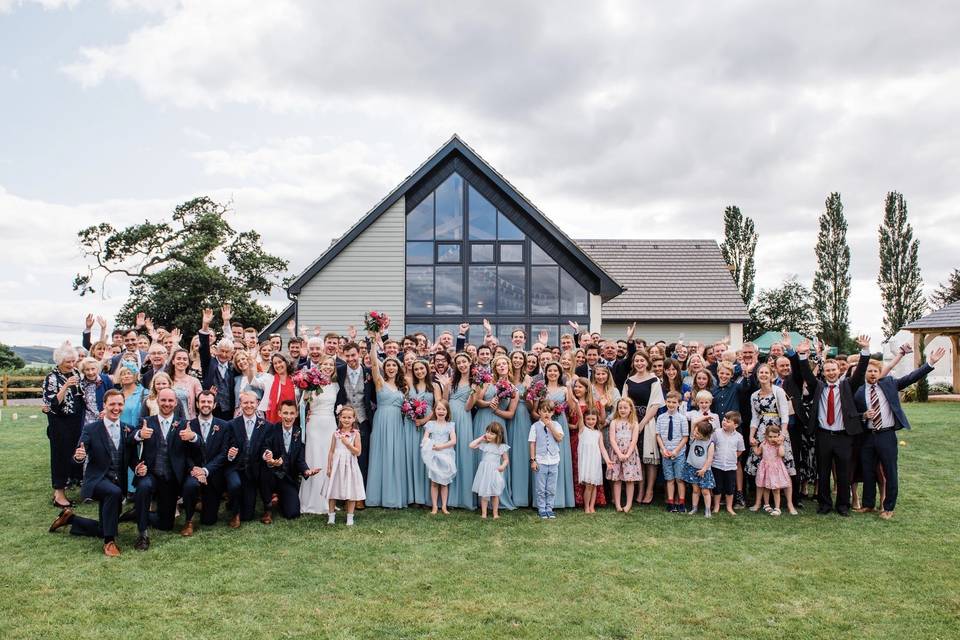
[2,374,7,407]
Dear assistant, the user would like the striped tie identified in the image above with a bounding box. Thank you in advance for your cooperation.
[870,384,883,430]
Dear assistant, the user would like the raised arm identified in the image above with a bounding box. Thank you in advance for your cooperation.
[848,334,871,392]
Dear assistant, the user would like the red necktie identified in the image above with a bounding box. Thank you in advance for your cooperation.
[826,384,836,426]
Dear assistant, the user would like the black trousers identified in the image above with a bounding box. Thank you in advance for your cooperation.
[357,420,372,483]
[226,469,261,521]
[259,474,301,519]
[787,417,803,504]
[182,473,226,525]
[48,414,82,489]
[816,429,852,511]
[861,429,899,512]
[70,478,122,541]
[134,473,180,533]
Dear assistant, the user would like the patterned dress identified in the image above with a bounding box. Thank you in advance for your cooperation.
[745,392,796,477]
[624,376,664,465]
[448,383,476,510]
[606,420,643,481]
[404,385,434,505]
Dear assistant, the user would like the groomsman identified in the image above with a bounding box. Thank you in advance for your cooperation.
[225,391,272,527]
[795,334,870,516]
[48,390,133,556]
[180,390,231,535]
[337,341,375,489]
[132,388,195,550]
[198,307,237,421]
[258,400,321,523]
[853,346,945,520]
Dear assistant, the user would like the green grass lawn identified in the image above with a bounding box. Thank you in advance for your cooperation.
[1,404,958,639]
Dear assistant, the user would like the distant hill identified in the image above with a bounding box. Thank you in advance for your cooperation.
[11,346,54,366]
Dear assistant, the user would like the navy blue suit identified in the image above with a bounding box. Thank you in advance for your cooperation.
[199,331,237,420]
[853,363,934,511]
[69,419,136,541]
[225,414,272,520]
[260,425,310,519]
[133,415,195,533]
[181,416,230,526]
[336,361,376,481]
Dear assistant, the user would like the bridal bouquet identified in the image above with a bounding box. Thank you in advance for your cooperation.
[470,365,492,387]
[291,367,331,394]
[364,310,389,333]
[552,401,568,417]
[401,397,429,421]
[495,378,516,401]
[525,379,546,404]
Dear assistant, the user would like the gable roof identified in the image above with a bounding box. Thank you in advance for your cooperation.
[258,302,295,340]
[285,135,622,299]
[576,239,751,322]
[903,300,960,331]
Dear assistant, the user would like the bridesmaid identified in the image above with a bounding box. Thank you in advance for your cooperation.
[622,350,665,504]
[446,353,477,510]
[480,356,516,510]
[365,331,410,508]
[506,350,533,508]
[539,362,578,508]
[405,359,439,506]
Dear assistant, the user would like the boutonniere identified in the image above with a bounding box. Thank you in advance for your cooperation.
[292,433,300,442]
[172,421,181,429]
[212,425,220,433]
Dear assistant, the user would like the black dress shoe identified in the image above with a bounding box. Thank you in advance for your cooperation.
[816,505,832,515]
[836,508,850,517]
[119,508,136,523]
[134,535,150,551]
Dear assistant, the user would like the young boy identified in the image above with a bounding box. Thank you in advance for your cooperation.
[529,400,564,519]
[711,411,745,516]
[656,391,690,512]
[259,400,321,523]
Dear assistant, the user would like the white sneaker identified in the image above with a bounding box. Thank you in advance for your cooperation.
[327,513,336,525]
[346,514,355,526]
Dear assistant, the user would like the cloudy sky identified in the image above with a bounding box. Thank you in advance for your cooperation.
[1,0,958,347]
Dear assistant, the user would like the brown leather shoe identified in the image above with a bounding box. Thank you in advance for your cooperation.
[180,520,194,537]
[103,541,121,557]
[49,508,74,533]
[354,500,365,511]
[261,510,273,525]
[879,510,894,520]
[228,514,241,529]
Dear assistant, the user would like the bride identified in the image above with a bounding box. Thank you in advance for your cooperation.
[299,355,340,514]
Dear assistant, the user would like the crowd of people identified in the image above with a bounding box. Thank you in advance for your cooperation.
[43,306,944,556]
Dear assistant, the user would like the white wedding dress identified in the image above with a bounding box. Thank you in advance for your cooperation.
[299,384,339,514]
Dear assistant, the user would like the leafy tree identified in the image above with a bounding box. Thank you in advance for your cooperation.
[73,197,288,339]
[720,205,758,307]
[748,276,817,339]
[877,191,925,339]
[931,268,960,309]
[812,192,851,346]
[0,344,26,370]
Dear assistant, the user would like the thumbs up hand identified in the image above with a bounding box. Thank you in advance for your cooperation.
[74,442,87,462]
[179,423,195,441]
[139,421,153,440]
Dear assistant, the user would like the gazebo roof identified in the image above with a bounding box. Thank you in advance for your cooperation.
[903,301,960,332]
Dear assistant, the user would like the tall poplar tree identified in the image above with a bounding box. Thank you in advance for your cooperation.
[720,205,758,307]
[812,192,851,346]
[877,191,925,339]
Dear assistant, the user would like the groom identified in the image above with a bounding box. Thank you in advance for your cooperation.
[336,341,375,493]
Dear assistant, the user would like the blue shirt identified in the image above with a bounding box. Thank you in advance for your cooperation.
[528,420,561,465]
[655,411,689,450]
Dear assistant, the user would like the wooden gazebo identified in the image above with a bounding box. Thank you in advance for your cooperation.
[904,300,960,391]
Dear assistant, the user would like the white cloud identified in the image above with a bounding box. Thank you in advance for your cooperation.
[0,0,78,13]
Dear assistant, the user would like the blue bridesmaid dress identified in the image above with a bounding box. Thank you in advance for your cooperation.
[366,385,409,508]
[547,386,576,508]
[448,383,476,510]
[509,382,533,508]
[404,386,433,505]
[472,383,514,510]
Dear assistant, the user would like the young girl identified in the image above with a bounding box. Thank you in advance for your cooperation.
[570,376,601,508]
[576,409,612,514]
[682,419,717,518]
[325,406,365,526]
[606,398,643,512]
[752,424,791,517]
[421,400,458,514]
[469,423,510,519]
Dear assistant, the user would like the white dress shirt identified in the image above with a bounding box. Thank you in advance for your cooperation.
[865,382,894,430]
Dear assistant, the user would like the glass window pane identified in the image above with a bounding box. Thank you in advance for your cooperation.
[497,212,524,240]
[406,266,433,315]
[531,266,559,315]
[500,243,523,263]
[560,269,589,316]
[531,324,559,348]
[498,324,526,350]
[434,324,459,344]
[497,266,525,314]
[468,266,497,315]
[406,242,433,265]
[470,323,495,342]
[435,174,463,240]
[437,243,461,263]
[468,186,497,240]
[406,324,434,341]
[530,242,556,265]
[407,194,433,240]
[435,266,463,315]
[471,243,494,263]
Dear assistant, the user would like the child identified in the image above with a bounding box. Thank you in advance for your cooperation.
[576,408,612,514]
[751,424,791,516]
[606,397,642,513]
[325,405,365,526]
[655,391,690,512]
[529,400,564,519]
[421,399,458,515]
[470,423,509,519]
[711,411,745,516]
[260,400,321,523]
[682,418,716,517]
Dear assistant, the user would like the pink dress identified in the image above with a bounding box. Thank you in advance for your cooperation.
[756,441,790,490]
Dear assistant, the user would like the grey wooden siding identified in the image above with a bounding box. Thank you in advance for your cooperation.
[602,321,735,345]
[296,197,406,335]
